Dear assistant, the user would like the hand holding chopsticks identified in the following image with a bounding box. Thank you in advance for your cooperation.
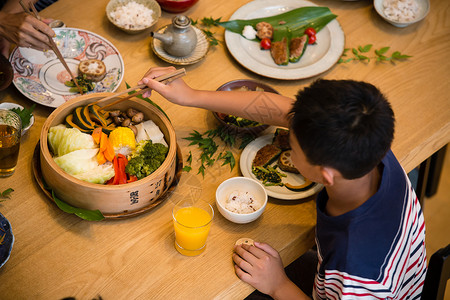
[94,68,186,111]
[19,0,83,94]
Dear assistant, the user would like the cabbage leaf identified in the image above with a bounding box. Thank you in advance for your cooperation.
[53,149,115,184]
[48,125,96,157]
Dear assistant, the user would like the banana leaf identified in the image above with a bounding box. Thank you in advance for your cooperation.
[219,6,337,39]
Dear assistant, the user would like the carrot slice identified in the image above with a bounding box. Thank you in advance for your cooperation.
[97,150,106,165]
[99,132,108,153]
[92,127,102,144]
[104,138,115,162]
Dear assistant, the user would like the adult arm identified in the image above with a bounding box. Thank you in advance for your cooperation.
[139,66,294,128]
[0,0,54,57]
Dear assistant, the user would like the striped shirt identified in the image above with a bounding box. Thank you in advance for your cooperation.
[313,150,427,299]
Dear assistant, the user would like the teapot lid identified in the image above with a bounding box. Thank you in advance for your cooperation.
[173,15,191,28]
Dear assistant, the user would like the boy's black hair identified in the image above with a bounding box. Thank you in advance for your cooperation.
[289,79,395,179]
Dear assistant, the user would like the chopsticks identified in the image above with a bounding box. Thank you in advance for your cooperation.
[19,0,83,94]
[95,68,186,111]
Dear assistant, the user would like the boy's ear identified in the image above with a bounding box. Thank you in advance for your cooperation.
[320,167,335,186]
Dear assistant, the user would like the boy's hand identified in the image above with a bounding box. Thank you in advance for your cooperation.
[138,66,193,106]
[233,241,291,297]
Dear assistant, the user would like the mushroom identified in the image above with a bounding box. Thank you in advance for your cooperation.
[128,124,137,136]
[114,116,125,125]
[109,110,121,117]
[127,108,139,118]
[132,112,144,123]
[121,118,131,127]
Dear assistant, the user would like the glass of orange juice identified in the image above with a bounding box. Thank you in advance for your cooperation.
[172,199,214,256]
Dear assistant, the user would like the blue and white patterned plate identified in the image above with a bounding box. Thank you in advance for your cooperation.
[0,212,14,269]
[9,28,124,108]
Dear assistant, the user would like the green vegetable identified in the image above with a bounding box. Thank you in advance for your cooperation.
[65,74,95,93]
[289,35,309,63]
[125,140,168,179]
[338,44,412,64]
[252,165,286,186]
[53,148,115,184]
[219,6,336,41]
[223,115,262,127]
[48,124,96,157]
[10,104,35,128]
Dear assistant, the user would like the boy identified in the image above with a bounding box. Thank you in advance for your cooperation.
[139,67,427,299]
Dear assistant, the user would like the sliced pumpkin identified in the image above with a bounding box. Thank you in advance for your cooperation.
[65,114,91,133]
[72,106,95,131]
[284,180,315,192]
[88,104,108,127]
[101,124,116,135]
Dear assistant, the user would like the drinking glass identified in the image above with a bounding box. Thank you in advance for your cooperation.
[0,109,21,177]
[172,199,214,256]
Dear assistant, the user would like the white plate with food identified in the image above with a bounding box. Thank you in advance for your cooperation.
[224,0,345,80]
[0,102,34,136]
[240,134,323,200]
[9,28,124,108]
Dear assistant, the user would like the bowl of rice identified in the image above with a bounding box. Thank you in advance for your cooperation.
[106,0,161,34]
[373,0,430,27]
[216,177,267,224]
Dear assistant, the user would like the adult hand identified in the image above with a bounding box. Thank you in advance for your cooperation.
[0,11,54,53]
[138,66,194,106]
[233,242,292,297]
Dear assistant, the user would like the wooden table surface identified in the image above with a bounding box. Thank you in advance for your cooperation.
[0,0,449,299]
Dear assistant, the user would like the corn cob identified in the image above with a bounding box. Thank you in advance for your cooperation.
[109,127,136,150]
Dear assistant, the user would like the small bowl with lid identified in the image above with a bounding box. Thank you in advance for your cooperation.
[106,0,161,34]
[373,0,430,27]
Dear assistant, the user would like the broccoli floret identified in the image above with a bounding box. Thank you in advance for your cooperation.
[126,156,146,179]
[126,141,169,179]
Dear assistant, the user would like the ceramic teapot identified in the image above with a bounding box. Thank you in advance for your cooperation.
[151,15,197,57]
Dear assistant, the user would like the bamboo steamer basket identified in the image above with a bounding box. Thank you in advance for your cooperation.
[39,93,177,215]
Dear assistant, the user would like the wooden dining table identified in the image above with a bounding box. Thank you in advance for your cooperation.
[0,0,449,299]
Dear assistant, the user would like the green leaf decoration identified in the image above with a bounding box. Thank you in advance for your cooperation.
[1,188,14,198]
[10,104,35,128]
[339,45,411,64]
[375,47,390,55]
[391,51,412,60]
[219,6,337,39]
[359,44,372,53]
[52,191,105,221]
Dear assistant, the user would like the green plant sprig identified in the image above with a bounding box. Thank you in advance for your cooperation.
[0,188,14,202]
[182,125,258,177]
[338,44,412,63]
[191,17,222,47]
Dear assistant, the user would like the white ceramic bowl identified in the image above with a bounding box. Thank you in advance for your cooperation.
[216,177,267,224]
[373,0,430,28]
[0,103,34,136]
[106,0,161,34]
